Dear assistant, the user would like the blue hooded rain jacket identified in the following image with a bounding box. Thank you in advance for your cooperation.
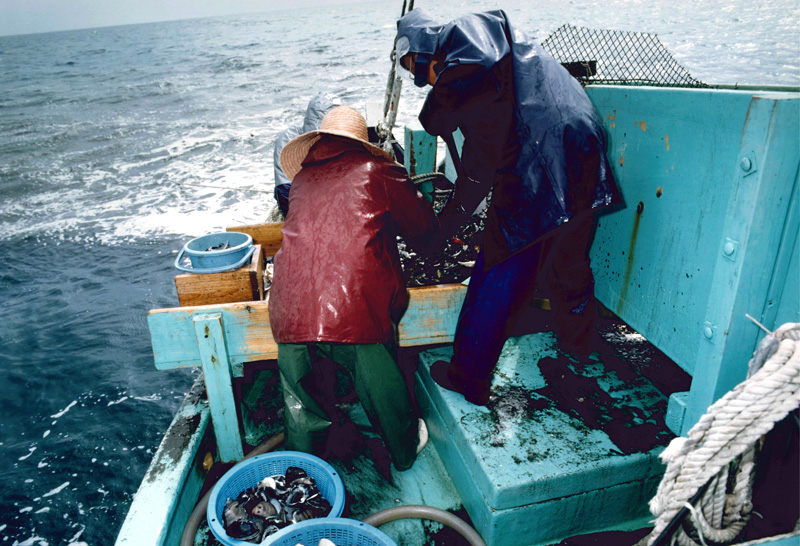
[396,10,621,268]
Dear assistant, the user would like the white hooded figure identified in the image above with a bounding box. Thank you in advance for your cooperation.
[272,93,340,217]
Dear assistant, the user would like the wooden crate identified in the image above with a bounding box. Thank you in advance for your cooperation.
[174,244,264,307]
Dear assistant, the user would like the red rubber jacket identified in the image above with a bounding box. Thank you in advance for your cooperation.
[269,136,438,344]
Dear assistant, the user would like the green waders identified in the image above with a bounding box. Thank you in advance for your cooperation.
[277,342,418,471]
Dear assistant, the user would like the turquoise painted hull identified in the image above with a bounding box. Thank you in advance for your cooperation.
[116,83,799,546]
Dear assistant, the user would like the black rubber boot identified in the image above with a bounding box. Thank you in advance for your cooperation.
[429,360,490,406]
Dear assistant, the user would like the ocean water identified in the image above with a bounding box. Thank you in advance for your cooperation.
[0,1,797,544]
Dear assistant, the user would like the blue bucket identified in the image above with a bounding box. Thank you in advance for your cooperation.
[264,518,397,546]
[207,452,346,546]
[174,232,254,274]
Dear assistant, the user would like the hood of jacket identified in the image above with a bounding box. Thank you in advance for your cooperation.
[397,9,620,260]
[397,10,511,73]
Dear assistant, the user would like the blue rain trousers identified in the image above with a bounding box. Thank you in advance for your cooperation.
[451,212,598,385]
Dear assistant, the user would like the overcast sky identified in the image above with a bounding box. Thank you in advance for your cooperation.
[0,0,378,37]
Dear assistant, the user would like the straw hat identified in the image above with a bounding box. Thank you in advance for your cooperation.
[279,105,394,181]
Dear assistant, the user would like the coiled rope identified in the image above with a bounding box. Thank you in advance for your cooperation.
[410,172,442,184]
[646,322,800,546]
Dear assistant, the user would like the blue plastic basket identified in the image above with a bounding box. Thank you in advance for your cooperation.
[207,452,346,546]
[263,518,397,546]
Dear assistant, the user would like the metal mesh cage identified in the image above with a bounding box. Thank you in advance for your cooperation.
[542,24,708,87]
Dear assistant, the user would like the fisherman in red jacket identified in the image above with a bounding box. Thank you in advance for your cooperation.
[269,105,438,470]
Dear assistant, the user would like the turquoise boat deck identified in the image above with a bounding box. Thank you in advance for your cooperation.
[189,313,685,546]
[117,84,799,546]
[415,332,676,545]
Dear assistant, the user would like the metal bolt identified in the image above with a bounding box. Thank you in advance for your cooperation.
[704,326,714,340]
[740,157,752,172]
[722,238,739,261]
[723,242,736,256]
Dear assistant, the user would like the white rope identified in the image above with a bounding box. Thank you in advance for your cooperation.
[647,322,800,546]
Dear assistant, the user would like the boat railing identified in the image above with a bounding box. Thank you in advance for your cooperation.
[148,282,467,461]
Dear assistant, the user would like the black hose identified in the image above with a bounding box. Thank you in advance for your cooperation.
[649,481,711,546]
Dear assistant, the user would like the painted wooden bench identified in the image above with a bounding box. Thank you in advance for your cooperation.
[148,282,467,461]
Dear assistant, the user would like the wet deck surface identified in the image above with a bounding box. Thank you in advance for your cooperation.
[416,328,676,510]
[197,415,472,546]
[411,318,688,545]
[197,318,689,546]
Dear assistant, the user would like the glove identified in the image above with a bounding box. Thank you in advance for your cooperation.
[412,181,476,257]
[412,231,452,258]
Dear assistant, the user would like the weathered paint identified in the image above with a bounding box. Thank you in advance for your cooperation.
[193,313,244,461]
[148,301,275,375]
[587,87,799,434]
[406,129,437,201]
[586,87,799,381]
[418,334,670,507]
[397,284,466,345]
[617,201,644,315]
[404,124,436,184]
[763,170,800,328]
[147,285,464,460]
[665,391,689,435]
[116,375,211,545]
[680,94,800,434]
[125,85,799,546]
[149,285,465,376]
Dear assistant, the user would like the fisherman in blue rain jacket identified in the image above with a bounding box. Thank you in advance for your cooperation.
[395,9,621,406]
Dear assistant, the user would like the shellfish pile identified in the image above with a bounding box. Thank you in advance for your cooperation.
[398,185,488,287]
[222,466,332,543]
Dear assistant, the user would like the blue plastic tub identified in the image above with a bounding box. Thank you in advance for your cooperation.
[263,518,397,546]
[207,452,346,546]
[174,231,254,274]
